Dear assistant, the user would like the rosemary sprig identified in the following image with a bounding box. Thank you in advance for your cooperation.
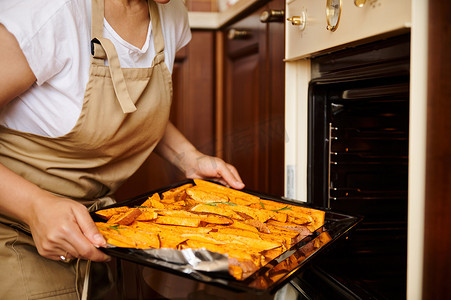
[259,201,265,209]
[271,205,292,212]
[205,201,237,207]
[107,225,121,233]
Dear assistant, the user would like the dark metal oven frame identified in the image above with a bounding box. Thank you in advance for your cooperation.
[306,34,411,299]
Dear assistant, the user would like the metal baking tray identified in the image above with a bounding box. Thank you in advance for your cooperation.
[91,180,361,295]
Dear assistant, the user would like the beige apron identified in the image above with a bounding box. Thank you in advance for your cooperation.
[0,0,172,298]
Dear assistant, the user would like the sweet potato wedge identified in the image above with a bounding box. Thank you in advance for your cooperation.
[225,204,275,223]
[135,211,158,221]
[97,225,137,248]
[153,224,213,235]
[106,208,142,225]
[200,214,234,225]
[258,199,325,231]
[181,233,227,245]
[228,220,260,233]
[228,265,244,281]
[185,240,259,265]
[162,183,193,200]
[157,210,199,218]
[120,228,160,249]
[216,227,262,240]
[140,193,165,209]
[95,207,129,220]
[208,232,281,251]
[159,235,187,249]
[153,215,201,227]
[266,220,312,236]
[244,219,271,234]
[186,186,230,204]
[193,179,260,203]
[190,203,244,220]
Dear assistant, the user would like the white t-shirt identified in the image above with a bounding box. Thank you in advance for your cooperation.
[0,0,191,137]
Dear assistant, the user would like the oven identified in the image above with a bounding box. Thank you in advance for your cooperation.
[284,0,413,299]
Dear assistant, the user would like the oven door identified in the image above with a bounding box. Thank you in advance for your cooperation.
[300,34,410,299]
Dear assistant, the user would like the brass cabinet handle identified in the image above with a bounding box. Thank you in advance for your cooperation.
[354,0,367,7]
[287,16,302,26]
[287,11,306,30]
[260,9,285,23]
[227,28,251,40]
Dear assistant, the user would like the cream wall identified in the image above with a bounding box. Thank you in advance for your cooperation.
[407,0,428,298]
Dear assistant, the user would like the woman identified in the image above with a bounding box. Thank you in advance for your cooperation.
[0,0,244,298]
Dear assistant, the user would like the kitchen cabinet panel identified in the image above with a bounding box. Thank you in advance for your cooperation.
[222,0,285,196]
[423,0,451,297]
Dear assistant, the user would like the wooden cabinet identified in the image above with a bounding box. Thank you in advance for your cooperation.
[221,0,285,196]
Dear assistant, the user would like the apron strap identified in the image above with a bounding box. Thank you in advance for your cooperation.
[91,0,104,43]
[92,37,137,114]
[90,0,136,114]
[149,0,164,55]
[90,0,105,65]
[81,260,91,300]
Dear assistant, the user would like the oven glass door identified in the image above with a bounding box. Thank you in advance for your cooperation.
[305,34,410,299]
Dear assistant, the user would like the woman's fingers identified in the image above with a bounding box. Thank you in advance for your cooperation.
[72,204,106,247]
[70,205,111,262]
[61,227,110,262]
[214,163,244,189]
[222,163,245,189]
[188,154,245,189]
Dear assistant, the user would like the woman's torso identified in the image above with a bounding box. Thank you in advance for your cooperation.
[0,0,191,137]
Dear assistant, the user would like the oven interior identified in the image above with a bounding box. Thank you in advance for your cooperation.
[304,34,410,299]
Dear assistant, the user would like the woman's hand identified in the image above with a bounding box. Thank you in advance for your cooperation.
[180,149,245,190]
[0,164,110,263]
[26,194,110,263]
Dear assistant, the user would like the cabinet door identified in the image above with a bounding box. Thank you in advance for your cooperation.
[222,0,285,196]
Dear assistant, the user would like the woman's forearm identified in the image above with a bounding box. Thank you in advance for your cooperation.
[0,163,51,225]
[154,121,200,173]
[154,122,244,189]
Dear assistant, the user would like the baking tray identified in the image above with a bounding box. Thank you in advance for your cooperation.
[91,180,362,295]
